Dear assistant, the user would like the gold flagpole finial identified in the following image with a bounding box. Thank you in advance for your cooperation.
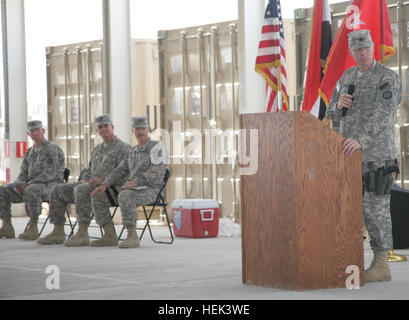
[387,249,408,262]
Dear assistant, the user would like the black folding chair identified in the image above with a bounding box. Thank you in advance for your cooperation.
[25,168,74,236]
[117,168,174,245]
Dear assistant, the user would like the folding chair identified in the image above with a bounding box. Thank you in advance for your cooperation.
[117,168,174,245]
[25,168,74,236]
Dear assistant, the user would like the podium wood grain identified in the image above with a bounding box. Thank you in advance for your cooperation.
[240,112,364,290]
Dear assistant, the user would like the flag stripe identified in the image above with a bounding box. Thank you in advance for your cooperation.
[258,39,281,48]
[301,0,332,120]
[255,0,288,112]
[262,24,279,34]
[265,68,289,89]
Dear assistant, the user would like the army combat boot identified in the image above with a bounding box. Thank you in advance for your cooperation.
[37,224,66,245]
[18,218,39,240]
[118,225,140,249]
[0,216,15,239]
[90,223,118,247]
[365,250,391,282]
[64,221,89,247]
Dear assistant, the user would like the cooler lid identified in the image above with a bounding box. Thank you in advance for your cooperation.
[171,199,219,209]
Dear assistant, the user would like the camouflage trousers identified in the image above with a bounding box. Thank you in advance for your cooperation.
[362,161,393,251]
[117,188,157,226]
[49,183,116,226]
[0,184,51,219]
[91,186,121,226]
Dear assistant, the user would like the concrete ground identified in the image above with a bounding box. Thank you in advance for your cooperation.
[0,217,409,300]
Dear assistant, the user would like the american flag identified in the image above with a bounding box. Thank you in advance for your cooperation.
[255,0,288,112]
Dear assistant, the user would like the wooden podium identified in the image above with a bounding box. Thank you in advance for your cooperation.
[240,112,364,290]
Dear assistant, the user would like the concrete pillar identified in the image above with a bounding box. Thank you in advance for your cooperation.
[238,0,266,114]
[103,0,133,145]
[1,0,27,216]
[1,0,27,181]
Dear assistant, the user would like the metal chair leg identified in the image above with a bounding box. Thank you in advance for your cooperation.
[151,205,173,245]
[66,209,75,237]
[139,205,153,240]
[111,206,119,221]
[117,200,174,245]
[118,225,126,240]
[140,202,174,245]
[38,215,49,236]
[162,206,174,244]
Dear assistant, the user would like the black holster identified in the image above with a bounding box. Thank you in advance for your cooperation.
[362,160,398,195]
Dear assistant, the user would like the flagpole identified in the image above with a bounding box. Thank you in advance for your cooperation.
[277,64,283,111]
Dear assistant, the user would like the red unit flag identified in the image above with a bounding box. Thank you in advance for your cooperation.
[319,0,395,106]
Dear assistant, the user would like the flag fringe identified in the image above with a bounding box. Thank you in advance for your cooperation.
[255,65,289,111]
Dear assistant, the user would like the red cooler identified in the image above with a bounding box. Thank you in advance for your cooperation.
[171,199,219,238]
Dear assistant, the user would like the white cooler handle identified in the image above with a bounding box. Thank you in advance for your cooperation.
[200,209,214,221]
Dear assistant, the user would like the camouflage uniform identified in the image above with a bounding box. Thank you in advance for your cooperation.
[49,136,130,225]
[102,139,166,226]
[0,139,65,219]
[327,61,402,251]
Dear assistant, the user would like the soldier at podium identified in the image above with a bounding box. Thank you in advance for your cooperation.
[326,30,402,282]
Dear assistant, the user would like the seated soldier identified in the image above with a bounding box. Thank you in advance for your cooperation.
[37,115,130,246]
[91,116,167,248]
[0,120,65,240]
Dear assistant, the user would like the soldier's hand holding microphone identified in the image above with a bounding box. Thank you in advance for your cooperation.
[336,88,362,156]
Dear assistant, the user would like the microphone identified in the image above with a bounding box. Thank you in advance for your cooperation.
[342,84,355,117]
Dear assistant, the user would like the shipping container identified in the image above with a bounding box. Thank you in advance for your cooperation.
[295,0,409,189]
[46,39,160,181]
[158,21,240,221]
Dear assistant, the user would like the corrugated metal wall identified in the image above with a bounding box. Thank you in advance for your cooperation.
[46,39,159,181]
[295,0,409,189]
[158,21,240,221]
